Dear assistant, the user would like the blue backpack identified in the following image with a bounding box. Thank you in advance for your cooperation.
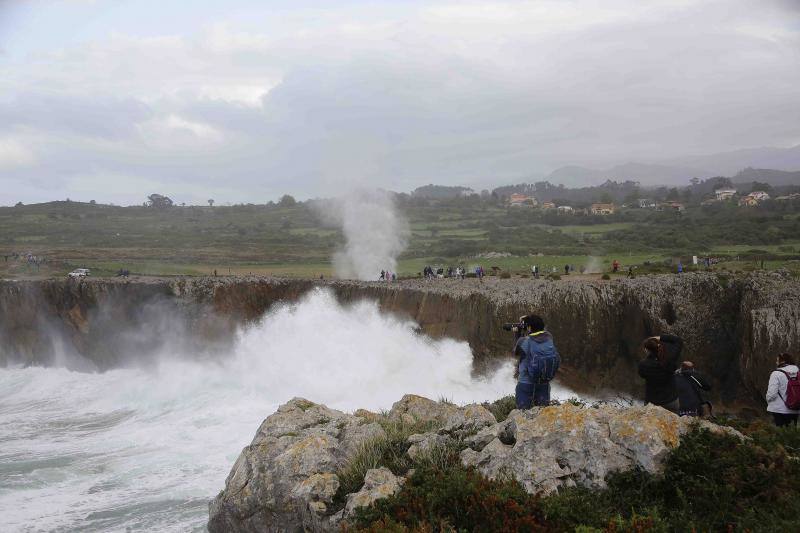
[523,333,560,383]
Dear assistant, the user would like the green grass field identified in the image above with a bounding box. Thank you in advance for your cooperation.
[1,199,798,278]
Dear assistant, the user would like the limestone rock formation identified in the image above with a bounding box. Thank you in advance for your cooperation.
[208,395,498,532]
[388,394,496,433]
[343,467,403,518]
[461,403,742,495]
[208,395,742,532]
[207,398,385,533]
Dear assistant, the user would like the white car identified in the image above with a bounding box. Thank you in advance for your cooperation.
[68,268,90,279]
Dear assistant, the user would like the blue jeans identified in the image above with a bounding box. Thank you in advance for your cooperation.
[515,382,551,409]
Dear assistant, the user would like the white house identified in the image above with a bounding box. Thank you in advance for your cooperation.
[714,188,737,201]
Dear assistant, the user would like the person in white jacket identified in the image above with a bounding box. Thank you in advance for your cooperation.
[766,352,800,427]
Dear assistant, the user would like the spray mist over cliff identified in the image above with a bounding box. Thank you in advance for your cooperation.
[319,189,409,280]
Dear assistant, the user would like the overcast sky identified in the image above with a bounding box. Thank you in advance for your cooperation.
[0,0,799,205]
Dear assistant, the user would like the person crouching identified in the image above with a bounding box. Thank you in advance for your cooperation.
[675,361,712,417]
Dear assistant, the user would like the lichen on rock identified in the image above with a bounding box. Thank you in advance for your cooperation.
[461,403,743,496]
[208,395,743,532]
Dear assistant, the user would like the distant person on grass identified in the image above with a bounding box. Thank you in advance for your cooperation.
[514,314,560,409]
[638,334,683,414]
[675,361,712,417]
[766,352,800,427]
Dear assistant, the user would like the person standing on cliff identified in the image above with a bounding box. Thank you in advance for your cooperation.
[638,334,683,413]
[766,352,800,427]
[514,314,560,409]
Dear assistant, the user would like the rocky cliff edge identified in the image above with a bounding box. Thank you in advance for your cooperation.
[207,395,741,532]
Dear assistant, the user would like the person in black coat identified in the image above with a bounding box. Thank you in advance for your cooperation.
[638,334,683,413]
[675,361,712,417]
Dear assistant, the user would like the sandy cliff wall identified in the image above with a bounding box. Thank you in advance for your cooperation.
[1,273,798,409]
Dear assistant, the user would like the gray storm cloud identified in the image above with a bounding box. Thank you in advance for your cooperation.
[0,0,799,205]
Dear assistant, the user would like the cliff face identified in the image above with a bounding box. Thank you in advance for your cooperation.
[1,273,798,408]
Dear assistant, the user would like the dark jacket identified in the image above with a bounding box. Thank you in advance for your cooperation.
[675,369,711,416]
[638,334,683,406]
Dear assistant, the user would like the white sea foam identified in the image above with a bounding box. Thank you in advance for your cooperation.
[0,289,571,531]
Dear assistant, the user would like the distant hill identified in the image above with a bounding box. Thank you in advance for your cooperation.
[732,168,800,187]
[666,145,800,178]
[543,144,800,187]
[544,166,604,187]
[545,162,707,187]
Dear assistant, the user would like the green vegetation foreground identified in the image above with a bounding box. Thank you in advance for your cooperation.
[350,399,800,532]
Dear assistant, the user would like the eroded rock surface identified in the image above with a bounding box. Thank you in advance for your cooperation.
[209,395,742,532]
[343,467,403,518]
[207,398,384,533]
[462,403,742,495]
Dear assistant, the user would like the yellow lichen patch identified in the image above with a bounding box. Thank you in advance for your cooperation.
[610,408,680,448]
[533,404,593,433]
[464,405,481,417]
[282,435,335,470]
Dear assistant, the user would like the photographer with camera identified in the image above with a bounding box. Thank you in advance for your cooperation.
[508,314,560,409]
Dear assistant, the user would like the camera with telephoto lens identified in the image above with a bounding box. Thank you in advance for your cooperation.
[503,321,528,340]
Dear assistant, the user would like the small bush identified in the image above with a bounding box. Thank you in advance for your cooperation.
[542,425,800,531]
[546,274,561,281]
[500,271,511,279]
[343,406,800,532]
[351,461,547,532]
[483,395,517,422]
[601,273,611,280]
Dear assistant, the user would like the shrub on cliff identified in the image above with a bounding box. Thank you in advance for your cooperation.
[349,424,800,532]
[334,417,437,508]
[351,457,547,532]
[482,395,516,422]
[542,424,800,531]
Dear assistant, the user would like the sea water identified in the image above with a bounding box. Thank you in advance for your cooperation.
[0,288,569,531]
